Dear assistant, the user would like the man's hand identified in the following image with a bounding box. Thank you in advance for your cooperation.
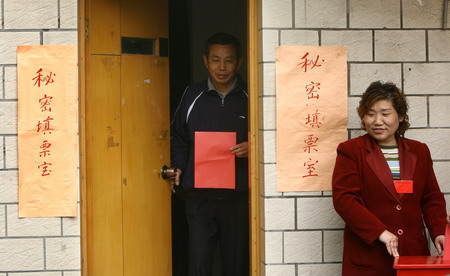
[231,142,248,158]
[435,235,445,255]
[170,168,182,193]
[379,230,399,257]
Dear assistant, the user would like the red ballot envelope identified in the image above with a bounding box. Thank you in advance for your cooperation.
[444,224,450,260]
[194,131,236,189]
[393,180,413,194]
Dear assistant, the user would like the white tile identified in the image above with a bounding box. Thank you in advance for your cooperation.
[428,30,450,61]
[8,273,61,276]
[297,264,342,276]
[405,129,450,160]
[263,63,275,96]
[375,30,426,62]
[0,32,40,64]
[263,130,276,163]
[262,0,292,28]
[349,0,400,28]
[262,30,279,62]
[60,0,77,28]
[402,0,444,28]
[4,66,17,99]
[322,31,372,62]
[263,97,276,130]
[0,205,5,237]
[349,63,402,96]
[407,96,428,128]
[5,136,17,169]
[265,264,296,276]
[281,30,319,46]
[7,204,61,237]
[350,129,366,139]
[0,102,18,134]
[434,161,450,194]
[43,31,78,45]
[264,231,283,263]
[348,96,361,129]
[0,170,18,203]
[264,198,295,230]
[284,191,323,196]
[45,237,81,270]
[0,239,44,271]
[0,137,3,169]
[295,0,347,28]
[296,197,344,229]
[63,203,80,236]
[429,96,450,127]
[284,231,322,262]
[404,63,450,95]
[63,272,81,276]
[4,0,58,29]
[263,164,283,197]
[0,67,3,98]
[324,230,344,262]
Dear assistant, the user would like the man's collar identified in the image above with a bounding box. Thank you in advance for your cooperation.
[207,77,238,95]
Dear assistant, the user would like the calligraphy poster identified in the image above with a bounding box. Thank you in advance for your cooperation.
[276,46,347,192]
[17,45,78,217]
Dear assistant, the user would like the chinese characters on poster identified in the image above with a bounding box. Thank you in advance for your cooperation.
[18,45,78,217]
[276,46,348,191]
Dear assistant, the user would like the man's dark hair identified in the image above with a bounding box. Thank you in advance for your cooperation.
[204,32,241,59]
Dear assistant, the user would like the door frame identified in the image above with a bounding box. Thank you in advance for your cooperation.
[77,0,262,274]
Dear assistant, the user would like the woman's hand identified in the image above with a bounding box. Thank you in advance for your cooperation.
[231,142,248,158]
[435,235,445,255]
[379,230,399,257]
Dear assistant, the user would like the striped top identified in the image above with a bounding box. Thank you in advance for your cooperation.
[380,145,400,180]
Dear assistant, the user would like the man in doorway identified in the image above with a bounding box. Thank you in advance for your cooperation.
[170,32,249,276]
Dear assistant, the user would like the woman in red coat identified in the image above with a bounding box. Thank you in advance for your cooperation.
[332,81,447,275]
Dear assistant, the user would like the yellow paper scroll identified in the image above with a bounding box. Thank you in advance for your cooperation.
[276,46,348,192]
[18,45,78,217]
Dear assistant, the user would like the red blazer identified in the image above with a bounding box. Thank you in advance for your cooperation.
[332,134,446,276]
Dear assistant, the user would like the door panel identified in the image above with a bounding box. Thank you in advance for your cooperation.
[89,0,121,54]
[121,0,168,38]
[86,0,171,274]
[121,55,171,276]
[87,55,124,275]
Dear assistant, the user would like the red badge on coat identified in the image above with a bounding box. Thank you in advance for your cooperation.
[393,180,413,194]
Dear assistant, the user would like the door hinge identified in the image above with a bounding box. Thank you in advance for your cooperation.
[85,18,89,40]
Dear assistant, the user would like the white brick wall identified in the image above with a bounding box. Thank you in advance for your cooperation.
[404,63,450,94]
[0,1,80,274]
[260,0,450,274]
[0,239,44,271]
[294,0,347,28]
[322,30,373,61]
[402,0,444,28]
[4,0,58,29]
[349,0,400,28]
[375,30,426,61]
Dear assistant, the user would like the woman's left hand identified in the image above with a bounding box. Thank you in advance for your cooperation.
[435,235,445,255]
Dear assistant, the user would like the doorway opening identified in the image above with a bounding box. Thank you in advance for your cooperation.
[168,1,248,275]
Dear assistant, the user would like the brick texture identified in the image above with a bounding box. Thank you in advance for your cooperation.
[349,0,400,28]
[295,0,347,28]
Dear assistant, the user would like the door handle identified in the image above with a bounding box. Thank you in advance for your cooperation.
[161,165,177,179]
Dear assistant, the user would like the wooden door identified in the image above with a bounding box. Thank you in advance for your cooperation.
[84,0,171,275]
